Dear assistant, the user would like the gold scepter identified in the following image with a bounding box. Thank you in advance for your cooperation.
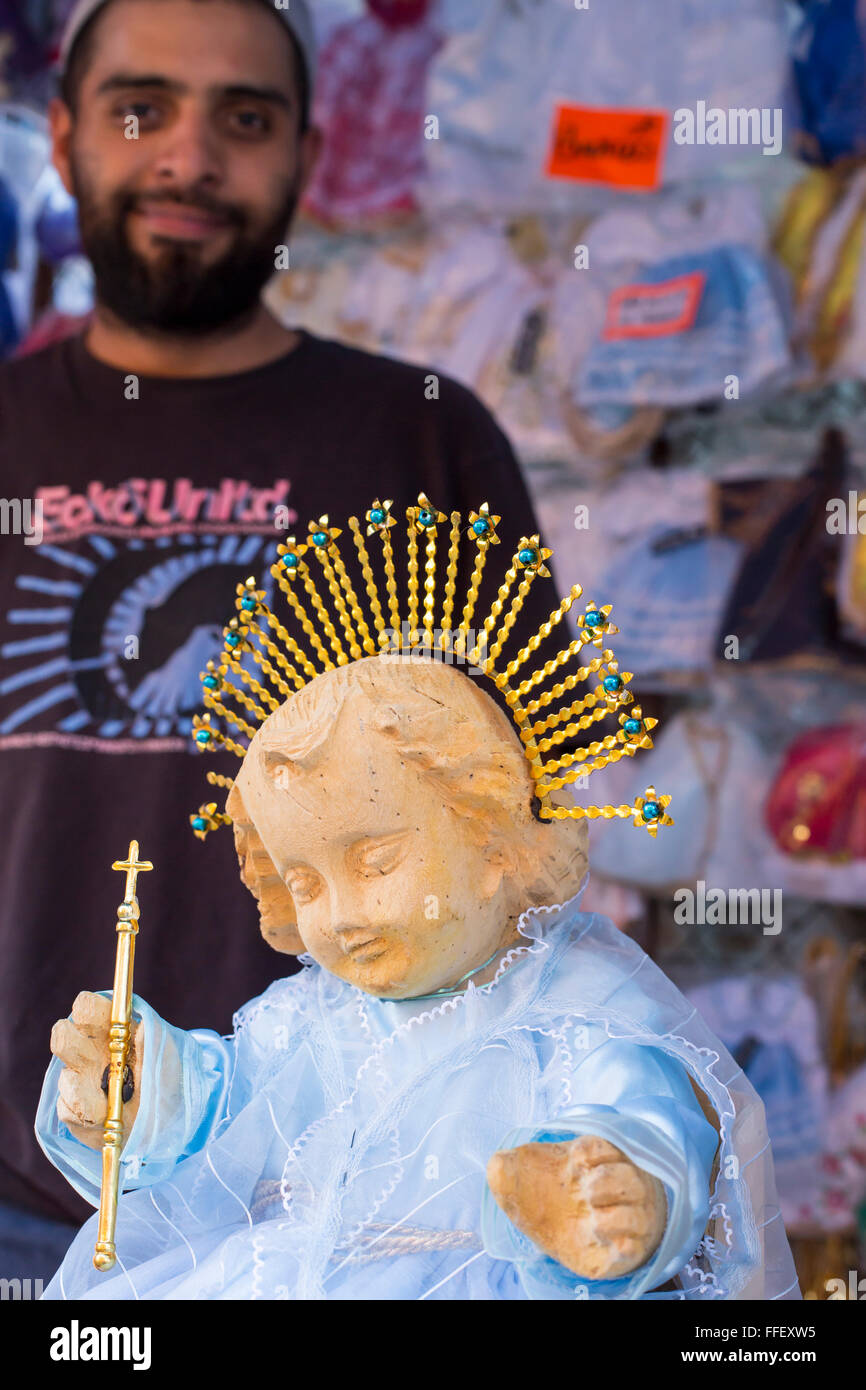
[93,840,153,1273]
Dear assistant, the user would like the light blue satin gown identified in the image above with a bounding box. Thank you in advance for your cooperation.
[36,890,800,1300]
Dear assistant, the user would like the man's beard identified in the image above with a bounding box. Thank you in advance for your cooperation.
[70,160,300,336]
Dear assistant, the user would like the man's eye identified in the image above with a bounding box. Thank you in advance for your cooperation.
[227,109,271,136]
[114,101,161,125]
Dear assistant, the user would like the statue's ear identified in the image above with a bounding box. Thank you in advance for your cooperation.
[477,840,519,901]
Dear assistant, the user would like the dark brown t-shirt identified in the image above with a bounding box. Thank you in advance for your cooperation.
[0,329,562,1222]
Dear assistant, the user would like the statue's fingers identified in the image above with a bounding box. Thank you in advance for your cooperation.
[63,1117,101,1149]
[57,1095,88,1131]
[70,991,112,1040]
[586,1161,649,1207]
[50,1018,101,1073]
[569,1134,624,1169]
[58,1064,106,1129]
[591,1201,656,1241]
[562,1225,649,1282]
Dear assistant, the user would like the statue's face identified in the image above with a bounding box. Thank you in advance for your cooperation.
[227,784,303,954]
[237,695,516,999]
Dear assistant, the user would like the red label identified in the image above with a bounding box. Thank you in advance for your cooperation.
[602,272,706,341]
[546,104,667,190]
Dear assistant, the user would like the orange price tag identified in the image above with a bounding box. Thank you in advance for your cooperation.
[546,104,667,191]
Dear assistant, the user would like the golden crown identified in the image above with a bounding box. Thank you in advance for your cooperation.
[189,494,673,841]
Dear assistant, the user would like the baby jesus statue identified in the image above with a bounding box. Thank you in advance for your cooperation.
[36,498,797,1300]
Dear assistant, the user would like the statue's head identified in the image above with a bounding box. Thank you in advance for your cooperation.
[227,655,587,999]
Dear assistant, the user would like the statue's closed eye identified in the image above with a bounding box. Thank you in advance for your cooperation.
[354,835,408,878]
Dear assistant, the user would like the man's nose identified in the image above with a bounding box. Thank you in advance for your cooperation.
[152,112,224,188]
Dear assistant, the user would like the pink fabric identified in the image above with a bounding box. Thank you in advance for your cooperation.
[368,0,431,27]
[14,309,90,357]
[302,12,442,225]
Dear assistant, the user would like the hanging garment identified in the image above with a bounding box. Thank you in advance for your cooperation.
[588,686,778,895]
[774,165,866,376]
[302,6,442,225]
[424,0,791,216]
[792,0,866,165]
[685,977,828,1231]
[532,467,712,612]
[0,172,18,358]
[589,522,743,674]
[836,498,866,643]
[713,427,846,662]
[575,247,792,410]
[764,725,866,862]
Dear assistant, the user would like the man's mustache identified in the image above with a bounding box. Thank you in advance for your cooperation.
[120,190,247,226]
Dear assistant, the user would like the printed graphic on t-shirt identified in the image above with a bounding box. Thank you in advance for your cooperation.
[0,476,294,752]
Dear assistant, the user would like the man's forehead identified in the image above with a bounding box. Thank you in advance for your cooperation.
[83,0,297,92]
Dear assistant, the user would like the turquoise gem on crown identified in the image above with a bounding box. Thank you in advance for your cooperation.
[641,801,661,822]
[472,517,490,536]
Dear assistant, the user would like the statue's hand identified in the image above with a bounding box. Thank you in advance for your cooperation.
[486,1134,666,1281]
[50,992,143,1153]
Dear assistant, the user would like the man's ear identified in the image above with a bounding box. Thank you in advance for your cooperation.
[49,97,75,199]
[296,124,322,201]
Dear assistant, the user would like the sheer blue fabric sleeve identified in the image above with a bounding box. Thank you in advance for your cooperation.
[34,992,232,1209]
[482,1038,719,1299]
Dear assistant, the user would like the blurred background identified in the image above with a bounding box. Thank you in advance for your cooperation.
[2,0,866,1298]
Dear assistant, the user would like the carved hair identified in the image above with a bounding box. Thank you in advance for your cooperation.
[252,655,587,910]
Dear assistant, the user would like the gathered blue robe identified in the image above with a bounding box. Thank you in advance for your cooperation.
[36,891,799,1300]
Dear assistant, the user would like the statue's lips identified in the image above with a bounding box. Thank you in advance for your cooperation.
[340,931,386,961]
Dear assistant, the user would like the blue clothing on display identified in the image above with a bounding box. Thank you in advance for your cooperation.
[0,175,19,359]
[591,524,743,676]
[36,889,799,1300]
[577,248,792,410]
[793,0,866,165]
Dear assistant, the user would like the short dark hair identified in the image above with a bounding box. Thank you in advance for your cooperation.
[60,0,310,133]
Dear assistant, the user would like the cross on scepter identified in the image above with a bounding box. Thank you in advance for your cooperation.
[94,839,154,1273]
[111,840,153,905]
